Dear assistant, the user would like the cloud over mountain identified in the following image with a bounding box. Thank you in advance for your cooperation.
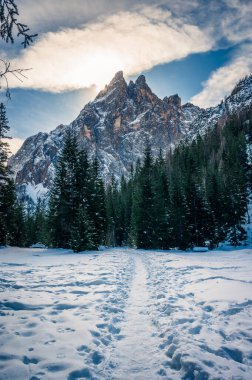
[8,7,212,92]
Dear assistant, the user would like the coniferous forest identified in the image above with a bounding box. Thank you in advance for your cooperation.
[1,102,252,251]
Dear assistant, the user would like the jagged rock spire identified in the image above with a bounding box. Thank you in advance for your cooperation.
[95,71,127,101]
[9,70,252,209]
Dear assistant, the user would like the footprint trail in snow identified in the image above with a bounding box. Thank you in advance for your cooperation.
[0,247,252,380]
[108,254,164,379]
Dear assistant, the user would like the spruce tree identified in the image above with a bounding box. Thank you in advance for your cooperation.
[0,103,10,183]
[106,175,118,246]
[70,207,96,252]
[48,130,106,250]
[88,157,107,247]
[0,103,22,246]
[48,128,79,248]
[131,145,155,248]
[120,174,133,245]
[152,151,172,249]
[221,122,248,245]
[32,198,47,244]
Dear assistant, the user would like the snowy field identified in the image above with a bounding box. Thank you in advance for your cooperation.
[0,247,252,380]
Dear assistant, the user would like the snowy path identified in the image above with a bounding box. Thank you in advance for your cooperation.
[0,247,252,379]
[109,254,163,379]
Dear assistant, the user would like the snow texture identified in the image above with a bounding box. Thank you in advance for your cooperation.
[0,247,252,379]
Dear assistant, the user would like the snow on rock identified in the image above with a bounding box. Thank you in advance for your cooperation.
[9,73,252,206]
[0,247,252,379]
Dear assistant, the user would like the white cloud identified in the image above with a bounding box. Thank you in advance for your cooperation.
[191,45,252,108]
[189,0,252,108]
[220,0,252,44]
[7,7,213,92]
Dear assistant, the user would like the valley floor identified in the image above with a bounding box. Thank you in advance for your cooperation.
[0,247,252,379]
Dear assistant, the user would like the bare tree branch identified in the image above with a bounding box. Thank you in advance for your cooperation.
[0,58,31,99]
[0,0,38,47]
[0,0,37,98]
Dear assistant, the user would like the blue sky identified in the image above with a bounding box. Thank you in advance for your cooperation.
[1,0,251,153]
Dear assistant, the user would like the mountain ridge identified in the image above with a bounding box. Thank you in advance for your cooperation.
[9,72,252,205]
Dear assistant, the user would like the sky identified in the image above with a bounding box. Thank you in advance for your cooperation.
[1,0,252,153]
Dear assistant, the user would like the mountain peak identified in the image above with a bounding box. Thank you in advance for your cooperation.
[107,70,125,87]
[163,94,181,108]
[9,72,252,207]
[112,70,124,80]
[135,74,146,86]
[95,70,127,101]
[230,74,252,97]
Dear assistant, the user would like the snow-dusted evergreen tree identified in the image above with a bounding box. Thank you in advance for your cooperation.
[220,119,248,245]
[70,207,96,252]
[131,145,155,248]
[88,157,107,247]
[48,130,106,250]
[24,198,48,246]
[0,103,10,171]
[170,175,190,249]
[0,103,24,246]
[120,173,133,245]
[0,103,10,243]
[48,128,79,248]
[112,108,251,249]
[152,150,172,249]
[106,175,119,246]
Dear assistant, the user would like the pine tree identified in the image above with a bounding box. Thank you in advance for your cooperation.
[152,151,172,249]
[0,103,23,246]
[48,130,106,250]
[1,178,25,246]
[170,176,190,249]
[0,103,10,183]
[120,174,133,245]
[88,157,107,247]
[32,198,47,244]
[131,145,155,248]
[10,199,25,246]
[206,169,226,246]
[48,128,79,248]
[221,120,248,245]
[106,175,118,246]
[70,207,96,252]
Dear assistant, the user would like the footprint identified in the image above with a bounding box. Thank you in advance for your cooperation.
[91,351,104,365]
[188,325,202,335]
[203,305,214,312]
[108,324,120,335]
[44,339,56,345]
[96,323,107,329]
[67,367,94,379]
[90,330,100,338]
[26,322,37,328]
[221,347,243,363]
[23,356,39,365]
[44,363,69,372]
[77,345,90,353]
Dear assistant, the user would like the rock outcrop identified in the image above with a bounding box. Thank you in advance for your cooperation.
[9,72,252,205]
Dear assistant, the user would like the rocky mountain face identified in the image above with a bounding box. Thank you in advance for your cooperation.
[9,72,252,205]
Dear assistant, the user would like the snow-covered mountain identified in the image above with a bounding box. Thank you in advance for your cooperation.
[9,72,252,204]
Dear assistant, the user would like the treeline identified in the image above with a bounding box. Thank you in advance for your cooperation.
[7,130,107,251]
[0,104,106,250]
[107,109,252,249]
[1,103,252,251]
[47,130,106,251]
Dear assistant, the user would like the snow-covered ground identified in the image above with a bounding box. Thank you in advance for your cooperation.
[0,247,252,380]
